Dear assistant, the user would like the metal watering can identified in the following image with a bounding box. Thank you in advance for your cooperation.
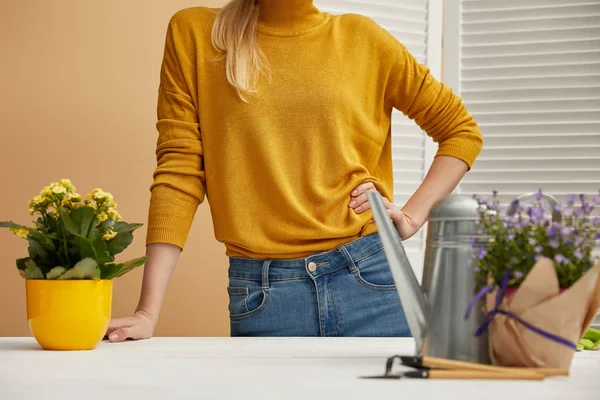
[367,191,559,364]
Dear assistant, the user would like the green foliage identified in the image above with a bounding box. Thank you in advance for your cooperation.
[472,190,600,290]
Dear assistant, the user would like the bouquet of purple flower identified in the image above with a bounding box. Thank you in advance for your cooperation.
[464,189,600,369]
[471,189,600,291]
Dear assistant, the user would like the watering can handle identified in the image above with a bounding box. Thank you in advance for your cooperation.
[505,192,562,223]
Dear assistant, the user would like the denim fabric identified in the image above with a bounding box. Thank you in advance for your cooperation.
[227,233,411,337]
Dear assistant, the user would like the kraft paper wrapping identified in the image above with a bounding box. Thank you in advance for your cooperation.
[485,258,600,368]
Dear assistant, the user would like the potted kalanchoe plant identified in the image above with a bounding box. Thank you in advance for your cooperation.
[0,179,147,350]
[464,189,600,368]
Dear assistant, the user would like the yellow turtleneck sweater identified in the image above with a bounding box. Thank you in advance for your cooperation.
[147,0,483,259]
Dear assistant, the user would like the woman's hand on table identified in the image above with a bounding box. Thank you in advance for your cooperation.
[106,309,157,342]
[349,182,421,240]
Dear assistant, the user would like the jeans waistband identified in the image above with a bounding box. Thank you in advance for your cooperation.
[228,233,384,282]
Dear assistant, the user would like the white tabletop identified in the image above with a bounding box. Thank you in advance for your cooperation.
[0,337,599,400]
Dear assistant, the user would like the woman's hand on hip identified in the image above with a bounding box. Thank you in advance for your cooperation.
[105,309,157,342]
[349,182,422,240]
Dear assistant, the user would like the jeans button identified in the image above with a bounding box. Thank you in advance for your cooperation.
[308,262,317,272]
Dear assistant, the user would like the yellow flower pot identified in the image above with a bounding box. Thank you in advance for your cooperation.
[26,279,112,350]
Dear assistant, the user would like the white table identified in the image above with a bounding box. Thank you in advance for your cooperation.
[1,337,598,400]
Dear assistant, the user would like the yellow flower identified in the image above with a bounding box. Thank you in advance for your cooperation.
[86,188,117,216]
[52,185,67,195]
[107,207,122,222]
[9,227,29,239]
[29,208,35,216]
[61,192,82,209]
[102,229,117,241]
[60,179,76,192]
[97,212,108,222]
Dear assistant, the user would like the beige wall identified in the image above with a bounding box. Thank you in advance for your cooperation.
[0,0,229,336]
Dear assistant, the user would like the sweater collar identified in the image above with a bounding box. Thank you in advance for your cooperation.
[257,0,329,37]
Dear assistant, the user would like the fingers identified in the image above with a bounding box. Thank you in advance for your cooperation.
[350,182,378,214]
[351,182,376,197]
[382,197,397,210]
[108,325,140,343]
[349,192,376,212]
[106,317,137,335]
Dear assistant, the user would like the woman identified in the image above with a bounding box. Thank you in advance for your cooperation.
[107,0,483,340]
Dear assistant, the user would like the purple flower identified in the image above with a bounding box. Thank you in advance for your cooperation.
[575,236,585,246]
[513,271,524,280]
[492,190,498,197]
[470,237,477,248]
[554,254,570,265]
[580,194,587,204]
[473,265,480,272]
[575,208,585,218]
[563,208,574,217]
[567,194,577,206]
[594,217,600,226]
[574,249,584,260]
[534,245,543,253]
[549,239,559,249]
[560,226,572,237]
[528,207,544,222]
[593,196,600,206]
[476,249,486,259]
[548,223,560,238]
[535,189,543,201]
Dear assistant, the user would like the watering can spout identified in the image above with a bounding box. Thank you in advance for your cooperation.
[367,191,429,354]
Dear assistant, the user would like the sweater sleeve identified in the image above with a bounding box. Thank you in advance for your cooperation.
[146,14,205,249]
[385,40,483,169]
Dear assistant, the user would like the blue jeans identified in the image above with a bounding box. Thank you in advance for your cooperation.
[227,233,411,337]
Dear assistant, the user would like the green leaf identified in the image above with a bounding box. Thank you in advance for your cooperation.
[28,239,48,262]
[58,258,100,280]
[28,230,56,252]
[89,228,109,266]
[112,222,143,234]
[25,259,44,279]
[46,266,66,279]
[74,236,96,260]
[106,231,134,256]
[101,256,148,280]
[44,215,61,234]
[16,257,30,271]
[61,206,95,237]
[0,221,27,229]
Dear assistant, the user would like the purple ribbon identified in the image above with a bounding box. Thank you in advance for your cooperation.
[464,269,577,350]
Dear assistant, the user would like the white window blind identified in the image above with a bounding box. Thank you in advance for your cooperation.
[316,0,443,275]
[445,0,600,206]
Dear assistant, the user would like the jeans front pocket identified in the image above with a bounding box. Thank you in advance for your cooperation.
[352,247,397,291]
[227,287,249,315]
[228,279,270,321]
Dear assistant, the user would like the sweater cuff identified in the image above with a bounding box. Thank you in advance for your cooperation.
[146,184,200,249]
[435,134,483,170]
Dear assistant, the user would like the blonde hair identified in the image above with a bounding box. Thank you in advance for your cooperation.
[211,0,270,101]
